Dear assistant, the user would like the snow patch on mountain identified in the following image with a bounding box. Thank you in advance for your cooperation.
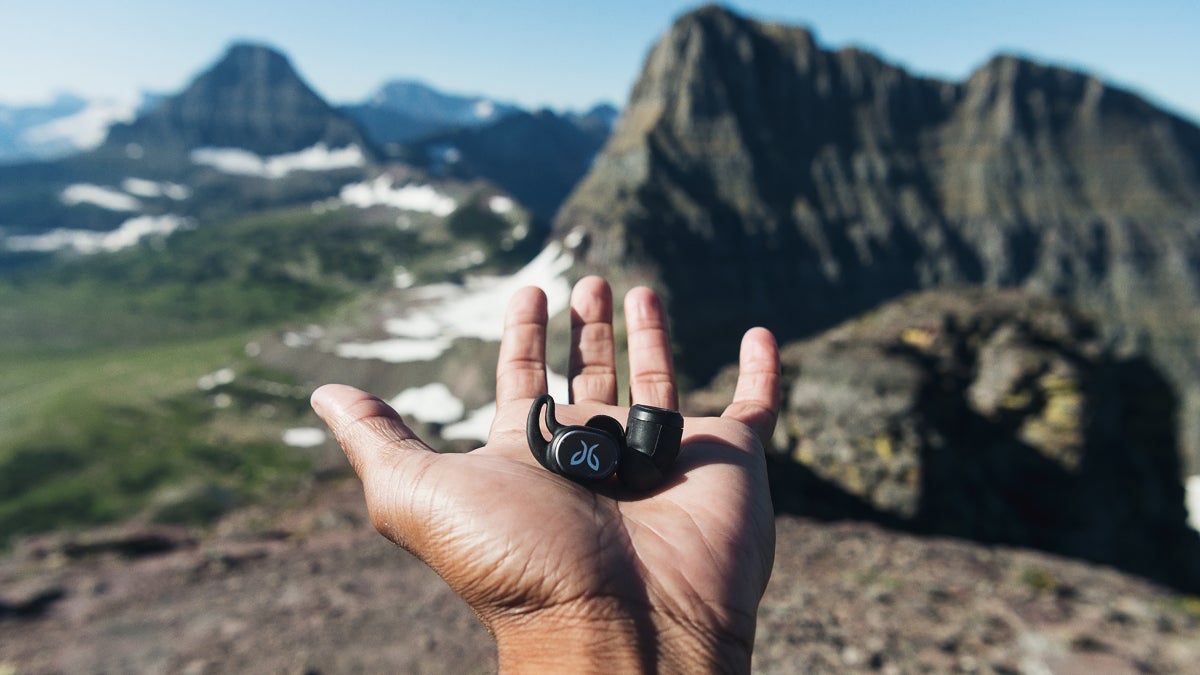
[383,313,441,339]
[5,215,187,254]
[282,427,327,448]
[282,325,326,349]
[442,403,497,442]
[389,383,465,424]
[20,94,142,153]
[335,242,573,364]
[122,178,190,200]
[197,368,237,391]
[488,195,515,214]
[473,99,496,120]
[335,336,454,363]
[440,369,569,444]
[61,184,142,211]
[393,266,417,289]
[339,176,458,216]
[190,143,365,179]
[388,242,573,342]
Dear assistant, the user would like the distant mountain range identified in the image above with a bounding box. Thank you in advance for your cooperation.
[340,80,526,148]
[0,42,617,224]
[0,46,618,170]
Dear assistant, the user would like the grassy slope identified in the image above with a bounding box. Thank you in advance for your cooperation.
[0,204,410,542]
[0,186,540,543]
[0,334,316,539]
[0,204,414,351]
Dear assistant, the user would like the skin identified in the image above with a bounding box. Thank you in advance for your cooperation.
[311,276,781,674]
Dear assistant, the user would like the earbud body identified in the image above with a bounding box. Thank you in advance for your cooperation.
[527,395,622,481]
[620,404,684,491]
[527,394,684,491]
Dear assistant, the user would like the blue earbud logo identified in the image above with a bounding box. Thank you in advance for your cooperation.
[570,440,601,471]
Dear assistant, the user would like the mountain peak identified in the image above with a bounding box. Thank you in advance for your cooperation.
[104,42,368,157]
[674,3,755,29]
[668,3,819,53]
[210,42,300,83]
[224,40,285,56]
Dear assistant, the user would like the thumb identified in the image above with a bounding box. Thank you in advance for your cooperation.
[311,383,439,545]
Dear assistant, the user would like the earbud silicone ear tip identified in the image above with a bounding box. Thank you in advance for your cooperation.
[585,415,626,441]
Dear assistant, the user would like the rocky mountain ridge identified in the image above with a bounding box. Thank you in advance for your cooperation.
[556,5,1200,474]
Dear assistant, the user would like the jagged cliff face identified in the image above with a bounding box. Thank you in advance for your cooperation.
[556,5,1200,471]
[105,44,368,156]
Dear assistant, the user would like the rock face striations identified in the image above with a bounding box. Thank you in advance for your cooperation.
[556,5,1200,471]
[104,43,369,157]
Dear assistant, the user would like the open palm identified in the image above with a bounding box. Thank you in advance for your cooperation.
[312,277,780,672]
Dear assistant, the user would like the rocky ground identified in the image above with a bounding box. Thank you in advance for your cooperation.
[3,477,1198,674]
[759,519,1200,674]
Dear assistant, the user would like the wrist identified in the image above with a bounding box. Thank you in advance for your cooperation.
[490,601,754,674]
[494,610,650,674]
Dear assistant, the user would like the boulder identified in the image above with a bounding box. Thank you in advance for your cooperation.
[691,289,1200,590]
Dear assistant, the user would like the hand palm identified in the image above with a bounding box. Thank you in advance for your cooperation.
[313,278,780,670]
[417,404,773,636]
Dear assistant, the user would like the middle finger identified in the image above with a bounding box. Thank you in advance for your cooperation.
[568,276,618,404]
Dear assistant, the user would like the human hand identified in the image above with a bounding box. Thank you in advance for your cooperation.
[311,276,780,673]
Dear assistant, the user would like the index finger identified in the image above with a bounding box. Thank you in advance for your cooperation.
[495,286,549,406]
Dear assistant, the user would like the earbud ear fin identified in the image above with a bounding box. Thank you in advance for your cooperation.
[527,394,556,470]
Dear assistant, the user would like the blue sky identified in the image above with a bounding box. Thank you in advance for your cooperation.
[2,1,1198,122]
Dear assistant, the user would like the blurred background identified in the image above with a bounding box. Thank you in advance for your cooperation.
[2,1,1199,672]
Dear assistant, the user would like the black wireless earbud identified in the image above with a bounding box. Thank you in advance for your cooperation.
[527,394,684,491]
[527,395,623,481]
[619,403,684,491]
